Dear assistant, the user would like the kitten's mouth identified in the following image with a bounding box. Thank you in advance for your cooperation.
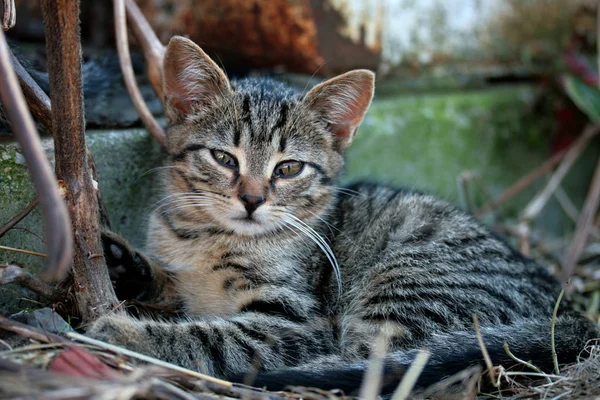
[233,216,259,224]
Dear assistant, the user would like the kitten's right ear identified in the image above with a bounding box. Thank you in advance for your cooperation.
[303,70,375,152]
[163,36,231,124]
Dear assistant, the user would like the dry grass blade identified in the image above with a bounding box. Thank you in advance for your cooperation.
[418,365,481,400]
[0,244,47,257]
[473,314,497,387]
[391,349,430,400]
[476,146,573,217]
[66,332,233,388]
[477,124,600,217]
[113,0,166,148]
[358,328,390,400]
[521,124,600,222]
[551,286,566,374]
[561,157,600,282]
[0,27,72,282]
[503,341,550,383]
[0,314,67,344]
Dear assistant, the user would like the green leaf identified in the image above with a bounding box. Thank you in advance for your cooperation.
[564,75,600,122]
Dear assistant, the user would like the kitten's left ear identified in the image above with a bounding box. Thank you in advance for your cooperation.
[304,70,375,151]
[163,36,232,124]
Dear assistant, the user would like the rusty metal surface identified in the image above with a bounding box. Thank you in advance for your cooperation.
[135,0,381,74]
[309,0,381,74]
[8,0,382,75]
[135,0,324,74]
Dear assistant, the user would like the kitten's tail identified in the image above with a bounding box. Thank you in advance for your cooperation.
[233,316,598,395]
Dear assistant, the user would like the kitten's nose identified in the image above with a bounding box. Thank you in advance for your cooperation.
[239,194,265,215]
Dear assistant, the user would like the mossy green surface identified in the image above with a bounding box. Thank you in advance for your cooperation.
[0,145,44,312]
[345,86,597,235]
[86,128,164,248]
[346,86,544,200]
[0,130,163,313]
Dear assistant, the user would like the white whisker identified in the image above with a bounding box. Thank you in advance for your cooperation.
[168,204,213,214]
[283,214,342,298]
[305,209,341,235]
[138,165,186,179]
[329,186,365,197]
[151,193,218,213]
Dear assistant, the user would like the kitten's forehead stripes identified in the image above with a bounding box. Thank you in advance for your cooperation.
[279,136,287,153]
[233,120,242,147]
[241,94,254,141]
[272,101,289,146]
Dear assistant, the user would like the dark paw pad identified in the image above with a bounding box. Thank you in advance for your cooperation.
[101,231,153,301]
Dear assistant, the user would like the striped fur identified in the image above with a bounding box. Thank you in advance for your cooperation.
[89,36,597,394]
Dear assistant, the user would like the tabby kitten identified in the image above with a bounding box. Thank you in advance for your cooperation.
[89,36,597,394]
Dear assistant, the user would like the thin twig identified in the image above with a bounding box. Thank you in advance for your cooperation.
[477,125,600,217]
[391,350,431,400]
[0,314,67,344]
[0,197,39,239]
[9,50,53,130]
[0,26,72,281]
[0,245,47,258]
[561,157,600,282]
[476,148,569,216]
[66,332,233,388]
[113,0,166,148]
[551,286,566,374]
[553,185,581,225]
[0,343,64,356]
[517,221,530,256]
[359,329,390,400]
[502,341,550,383]
[522,125,600,221]
[9,227,47,244]
[501,371,569,379]
[457,172,475,213]
[473,314,497,387]
[0,264,64,301]
[0,339,12,351]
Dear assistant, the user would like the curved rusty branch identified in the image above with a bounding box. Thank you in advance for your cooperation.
[125,0,165,101]
[2,0,15,31]
[0,28,72,281]
[113,0,166,148]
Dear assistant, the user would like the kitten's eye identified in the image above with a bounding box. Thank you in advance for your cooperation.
[211,150,238,169]
[274,160,304,178]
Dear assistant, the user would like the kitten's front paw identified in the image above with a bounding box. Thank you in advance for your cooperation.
[101,231,154,301]
[86,315,148,353]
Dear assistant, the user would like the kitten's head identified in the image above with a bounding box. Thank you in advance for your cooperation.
[160,36,374,237]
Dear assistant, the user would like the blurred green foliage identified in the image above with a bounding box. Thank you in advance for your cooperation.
[564,75,600,122]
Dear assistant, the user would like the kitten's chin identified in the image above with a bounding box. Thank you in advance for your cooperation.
[221,218,277,236]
